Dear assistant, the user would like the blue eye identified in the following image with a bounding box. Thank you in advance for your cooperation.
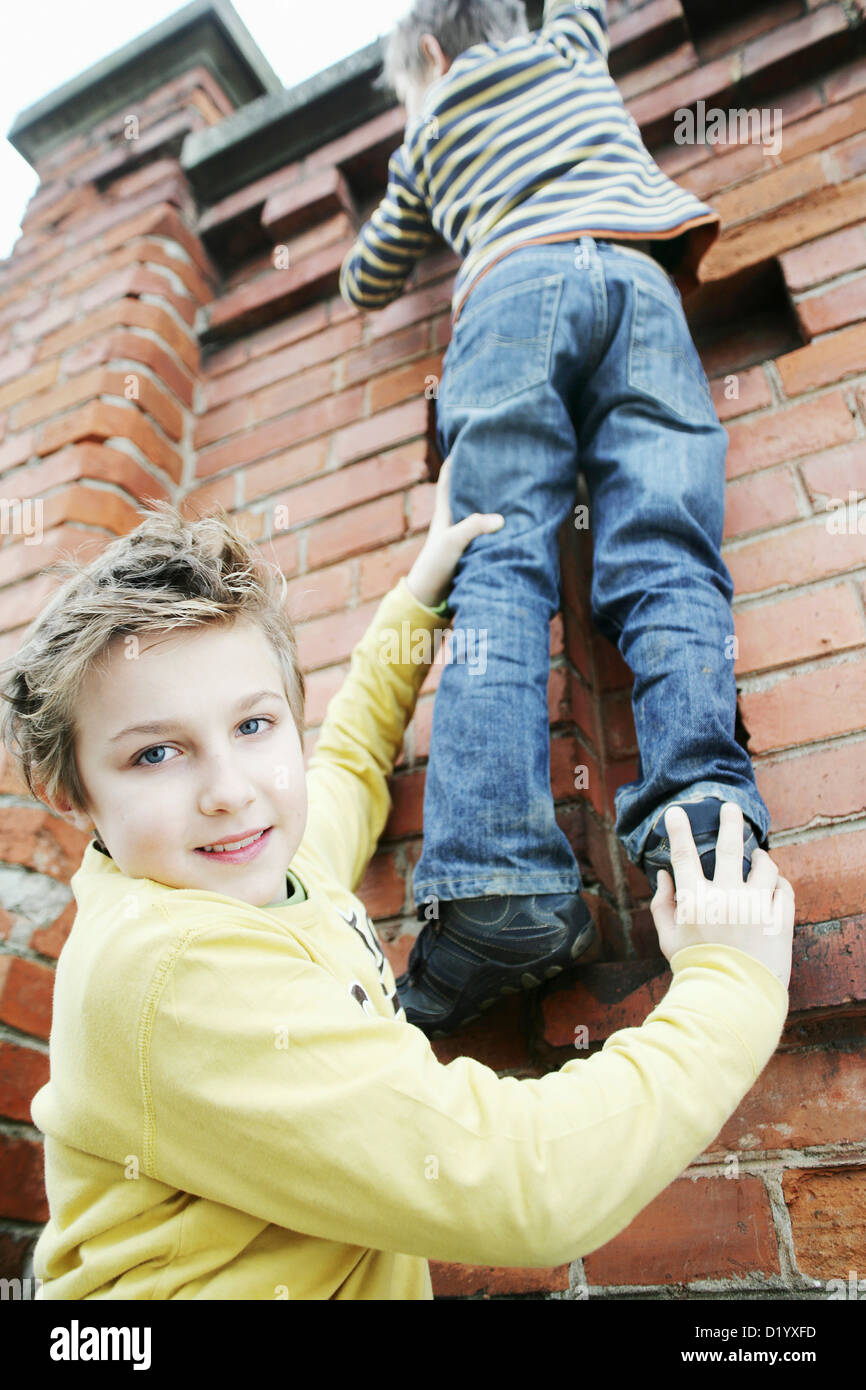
[137,745,172,766]
[133,717,274,767]
[238,717,268,735]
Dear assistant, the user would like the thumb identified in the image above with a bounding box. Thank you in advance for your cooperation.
[450,512,504,551]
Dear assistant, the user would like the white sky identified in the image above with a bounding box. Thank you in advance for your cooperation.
[0,0,409,260]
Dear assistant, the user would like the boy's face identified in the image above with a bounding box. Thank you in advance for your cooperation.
[66,618,308,907]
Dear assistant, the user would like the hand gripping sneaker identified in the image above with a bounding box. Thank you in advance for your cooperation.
[640,797,765,893]
[396,892,597,1039]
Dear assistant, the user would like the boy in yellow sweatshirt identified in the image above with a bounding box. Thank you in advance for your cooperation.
[0,467,793,1299]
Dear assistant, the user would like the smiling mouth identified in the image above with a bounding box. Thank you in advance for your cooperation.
[197,829,270,854]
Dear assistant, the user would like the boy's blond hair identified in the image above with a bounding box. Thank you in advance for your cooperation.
[0,502,305,816]
[376,0,529,95]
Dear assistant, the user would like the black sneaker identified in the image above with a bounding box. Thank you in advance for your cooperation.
[640,797,764,893]
[396,892,597,1039]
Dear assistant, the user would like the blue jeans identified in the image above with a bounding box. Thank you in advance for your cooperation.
[411,235,770,909]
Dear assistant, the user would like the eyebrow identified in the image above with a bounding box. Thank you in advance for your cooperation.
[109,690,286,742]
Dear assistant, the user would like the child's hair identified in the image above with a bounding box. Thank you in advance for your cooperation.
[376,0,530,95]
[0,501,305,817]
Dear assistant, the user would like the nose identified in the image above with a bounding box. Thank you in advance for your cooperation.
[196,748,258,819]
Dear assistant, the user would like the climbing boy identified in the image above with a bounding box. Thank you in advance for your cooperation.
[1,474,792,1298]
[340,0,774,1037]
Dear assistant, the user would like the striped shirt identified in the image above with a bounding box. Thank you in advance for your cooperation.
[339,0,721,324]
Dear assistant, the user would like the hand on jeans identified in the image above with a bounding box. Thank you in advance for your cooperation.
[651,802,794,989]
[405,456,505,610]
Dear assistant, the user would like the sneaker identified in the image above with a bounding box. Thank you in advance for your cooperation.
[640,797,763,893]
[396,892,597,1038]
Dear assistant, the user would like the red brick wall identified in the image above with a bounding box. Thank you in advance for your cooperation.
[0,1,864,1296]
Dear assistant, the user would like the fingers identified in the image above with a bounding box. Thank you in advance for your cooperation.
[746,846,779,892]
[650,867,676,934]
[450,512,504,550]
[665,805,703,898]
[712,802,745,886]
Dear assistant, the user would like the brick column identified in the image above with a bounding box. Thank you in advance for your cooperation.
[0,1,279,1280]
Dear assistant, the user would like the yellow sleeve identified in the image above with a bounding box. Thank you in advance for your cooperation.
[297,576,452,892]
[146,930,788,1268]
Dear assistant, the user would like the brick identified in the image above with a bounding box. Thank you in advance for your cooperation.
[776,322,866,394]
[0,429,37,472]
[723,468,801,539]
[306,493,407,571]
[285,562,353,622]
[196,387,364,480]
[741,5,849,82]
[407,482,436,534]
[627,57,737,133]
[0,1132,48,1223]
[0,1039,50,1123]
[62,329,195,409]
[770,828,866,923]
[713,153,826,228]
[36,299,198,372]
[36,401,182,483]
[703,176,866,285]
[302,664,348,727]
[584,1175,780,1286]
[367,278,455,341]
[14,367,184,441]
[717,1042,866,1153]
[30,899,77,960]
[204,241,347,340]
[0,956,54,1040]
[1,441,170,508]
[800,440,866,504]
[333,399,428,468]
[13,295,79,345]
[240,438,329,506]
[369,354,445,414]
[358,536,426,601]
[429,1261,570,1298]
[262,166,358,241]
[249,363,336,429]
[276,448,427,530]
[784,1168,866,1279]
[384,769,426,839]
[244,302,330,364]
[356,848,406,919]
[741,657,866,753]
[343,322,430,388]
[0,360,59,415]
[733,585,865,674]
[780,224,866,292]
[0,344,37,389]
[788,915,866,1013]
[797,273,866,338]
[60,237,212,306]
[725,393,856,478]
[295,599,379,671]
[757,740,866,832]
[202,320,362,410]
[726,517,866,594]
[710,366,772,421]
[0,807,87,879]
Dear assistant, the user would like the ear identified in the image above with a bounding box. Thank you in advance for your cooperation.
[419,32,445,72]
[34,779,95,835]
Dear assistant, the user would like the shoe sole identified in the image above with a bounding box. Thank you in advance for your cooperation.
[408,912,597,1039]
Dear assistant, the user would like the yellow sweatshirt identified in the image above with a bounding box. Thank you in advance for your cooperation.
[30,576,789,1299]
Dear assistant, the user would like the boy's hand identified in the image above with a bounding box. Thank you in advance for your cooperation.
[405,457,504,610]
[651,802,794,989]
